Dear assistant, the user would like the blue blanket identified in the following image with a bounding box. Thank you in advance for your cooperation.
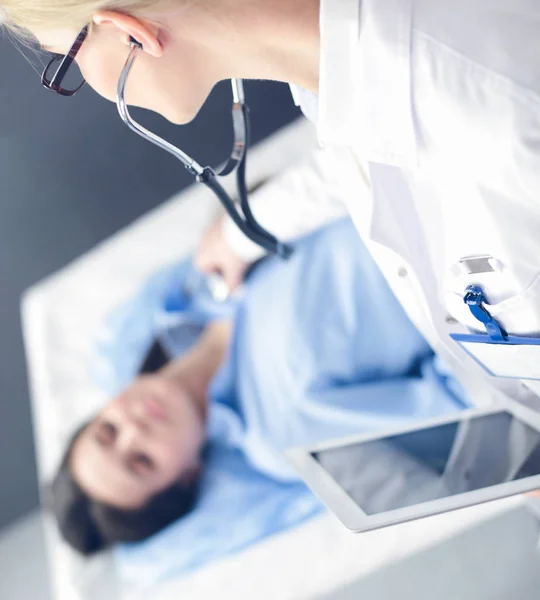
[94,219,469,585]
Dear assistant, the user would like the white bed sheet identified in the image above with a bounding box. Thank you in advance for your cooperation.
[22,117,540,600]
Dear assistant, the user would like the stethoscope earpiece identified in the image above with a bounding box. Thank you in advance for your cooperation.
[129,36,143,50]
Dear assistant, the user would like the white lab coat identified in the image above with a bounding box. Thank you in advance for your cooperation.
[224,0,540,412]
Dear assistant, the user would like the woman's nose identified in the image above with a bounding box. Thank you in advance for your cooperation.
[116,421,145,453]
[129,398,153,431]
[120,393,150,431]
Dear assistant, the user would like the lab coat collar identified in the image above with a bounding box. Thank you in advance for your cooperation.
[318,0,417,168]
[290,84,320,124]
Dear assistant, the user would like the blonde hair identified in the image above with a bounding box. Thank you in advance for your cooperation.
[1,0,160,37]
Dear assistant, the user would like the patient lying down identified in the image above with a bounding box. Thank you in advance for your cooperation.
[50,219,467,555]
[52,321,231,555]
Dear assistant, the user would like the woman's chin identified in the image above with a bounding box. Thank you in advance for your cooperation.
[162,104,200,125]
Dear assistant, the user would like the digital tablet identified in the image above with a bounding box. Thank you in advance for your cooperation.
[286,404,540,532]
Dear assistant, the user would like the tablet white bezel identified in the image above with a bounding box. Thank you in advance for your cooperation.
[286,404,540,532]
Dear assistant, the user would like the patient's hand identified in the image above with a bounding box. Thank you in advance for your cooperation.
[196,217,249,291]
[526,490,540,499]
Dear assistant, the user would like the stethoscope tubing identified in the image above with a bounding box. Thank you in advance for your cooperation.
[116,41,293,258]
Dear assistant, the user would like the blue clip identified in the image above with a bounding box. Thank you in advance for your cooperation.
[463,285,507,342]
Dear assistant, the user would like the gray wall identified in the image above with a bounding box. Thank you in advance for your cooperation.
[0,36,300,530]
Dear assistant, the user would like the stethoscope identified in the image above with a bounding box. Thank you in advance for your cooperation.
[116,38,293,259]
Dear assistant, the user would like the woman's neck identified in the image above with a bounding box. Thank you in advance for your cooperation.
[252,0,321,92]
[172,0,321,93]
[241,0,321,92]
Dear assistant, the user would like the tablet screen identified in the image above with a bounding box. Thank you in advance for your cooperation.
[313,411,540,515]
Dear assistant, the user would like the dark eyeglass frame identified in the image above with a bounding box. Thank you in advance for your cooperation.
[41,25,89,96]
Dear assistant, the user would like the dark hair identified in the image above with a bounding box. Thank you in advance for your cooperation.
[47,424,200,556]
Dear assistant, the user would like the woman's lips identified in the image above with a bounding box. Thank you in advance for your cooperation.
[144,396,168,421]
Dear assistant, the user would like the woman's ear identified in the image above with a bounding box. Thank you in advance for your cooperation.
[92,11,164,57]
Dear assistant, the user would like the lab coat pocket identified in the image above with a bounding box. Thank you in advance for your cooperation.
[447,271,540,381]
[445,271,540,338]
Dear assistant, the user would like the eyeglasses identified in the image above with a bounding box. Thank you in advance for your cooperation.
[41,25,88,96]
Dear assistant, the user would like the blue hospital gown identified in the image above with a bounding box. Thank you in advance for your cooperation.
[209,218,470,481]
[109,218,470,582]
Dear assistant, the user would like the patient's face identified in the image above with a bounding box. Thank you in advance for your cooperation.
[70,375,205,509]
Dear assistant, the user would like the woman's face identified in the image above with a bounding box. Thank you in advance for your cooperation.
[71,374,206,509]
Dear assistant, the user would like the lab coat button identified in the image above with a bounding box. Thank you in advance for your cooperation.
[397,267,408,278]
